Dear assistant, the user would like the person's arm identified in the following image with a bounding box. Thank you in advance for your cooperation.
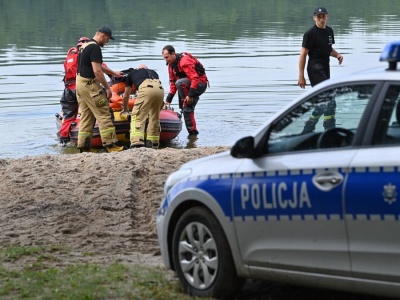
[298,47,308,89]
[330,48,343,65]
[165,67,176,106]
[92,61,112,99]
[101,64,124,78]
[121,86,132,114]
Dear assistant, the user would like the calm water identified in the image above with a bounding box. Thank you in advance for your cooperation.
[1,0,400,158]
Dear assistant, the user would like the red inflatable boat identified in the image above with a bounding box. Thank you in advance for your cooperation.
[56,82,182,148]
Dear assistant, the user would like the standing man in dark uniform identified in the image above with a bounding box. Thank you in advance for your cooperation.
[298,7,344,133]
[121,64,164,149]
[76,26,124,152]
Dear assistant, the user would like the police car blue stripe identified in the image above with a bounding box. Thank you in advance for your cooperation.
[164,166,400,222]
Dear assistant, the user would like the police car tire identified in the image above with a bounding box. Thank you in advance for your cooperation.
[172,206,245,298]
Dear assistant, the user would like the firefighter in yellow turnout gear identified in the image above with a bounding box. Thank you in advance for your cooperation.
[76,26,124,152]
[121,65,164,149]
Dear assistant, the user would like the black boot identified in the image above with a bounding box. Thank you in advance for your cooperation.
[59,136,70,147]
[323,118,336,130]
[302,119,319,134]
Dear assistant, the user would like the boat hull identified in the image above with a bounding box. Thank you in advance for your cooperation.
[56,108,182,148]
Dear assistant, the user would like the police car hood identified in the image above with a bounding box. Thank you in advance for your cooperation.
[179,149,242,175]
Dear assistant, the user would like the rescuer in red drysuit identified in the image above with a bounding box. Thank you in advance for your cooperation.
[162,45,208,136]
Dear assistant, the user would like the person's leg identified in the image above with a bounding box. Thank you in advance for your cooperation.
[76,79,96,149]
[323,99,336,130]
[307,62,329,87]
[175,78,189,111]
[176,79,207,135]
[130,83,153,148]
[302,105,324,134]
[145,84,165,148]
[86,82,118,147]
[302,62,330,133]
[59,88,79,145]
[176,78,197,134]
[77,78,122,152]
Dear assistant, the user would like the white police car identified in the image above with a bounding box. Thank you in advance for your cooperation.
[156,41,400,299]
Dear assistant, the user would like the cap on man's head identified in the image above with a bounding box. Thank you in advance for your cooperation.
[97,26,115,40]
[313,7,328,16]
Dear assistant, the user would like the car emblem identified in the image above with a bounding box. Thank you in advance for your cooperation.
[383,183,397,205]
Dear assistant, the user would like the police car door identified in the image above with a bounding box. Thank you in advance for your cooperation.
[232,84,376,275]
[345,83,400,282]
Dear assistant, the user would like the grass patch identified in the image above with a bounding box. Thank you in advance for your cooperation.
[0,245,44,261]
[0,245,204,300]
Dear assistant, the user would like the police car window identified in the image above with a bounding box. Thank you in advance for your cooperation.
[268,84,375,154]
[372,85,400,146]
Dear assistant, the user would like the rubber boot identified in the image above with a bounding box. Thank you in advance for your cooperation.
[145,140,159,149]
[301,118,319,134]
[323,118,336,131]
[79,148,98,153]
[104,144,124,152]
[59,136,70,147]
[148,141,159,149]
[130,141,145,149]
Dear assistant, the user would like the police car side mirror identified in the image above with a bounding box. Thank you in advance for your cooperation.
[230,136,258,158]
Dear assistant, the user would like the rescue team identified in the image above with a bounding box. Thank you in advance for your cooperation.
[59,26,208,152]
[61,5,338,152]
[240,182,312,210]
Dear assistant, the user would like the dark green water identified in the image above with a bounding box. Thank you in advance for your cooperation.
[1,0,400,158]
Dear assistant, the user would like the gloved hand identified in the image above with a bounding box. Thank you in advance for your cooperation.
[120,109,131,116]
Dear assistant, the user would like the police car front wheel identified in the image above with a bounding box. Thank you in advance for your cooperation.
[171,206,245,299]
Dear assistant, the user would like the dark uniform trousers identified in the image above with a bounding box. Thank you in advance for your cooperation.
[303,60,336,133]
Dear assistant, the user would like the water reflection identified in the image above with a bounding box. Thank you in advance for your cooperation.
[1,0,400,158]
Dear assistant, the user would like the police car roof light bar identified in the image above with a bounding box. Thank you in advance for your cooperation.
[380,41,400,71]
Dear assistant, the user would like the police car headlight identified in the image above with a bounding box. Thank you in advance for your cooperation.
[164,168,192,195]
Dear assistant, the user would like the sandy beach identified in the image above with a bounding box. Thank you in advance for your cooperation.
[0,146,375,299]
[0,146,229,268]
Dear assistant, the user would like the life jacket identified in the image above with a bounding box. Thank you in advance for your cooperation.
[173,52,206,78]
[63,47,80,89]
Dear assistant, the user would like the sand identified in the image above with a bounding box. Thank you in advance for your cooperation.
[0,146,229,268]
[0,147,370,299]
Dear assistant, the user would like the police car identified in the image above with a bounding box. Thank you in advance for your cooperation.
[156,41,400,299]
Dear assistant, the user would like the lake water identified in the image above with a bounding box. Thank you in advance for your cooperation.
[1,0,400,158]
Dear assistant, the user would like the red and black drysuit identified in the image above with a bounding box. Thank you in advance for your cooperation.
[59,47,80,144]
[165,53,208,134]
